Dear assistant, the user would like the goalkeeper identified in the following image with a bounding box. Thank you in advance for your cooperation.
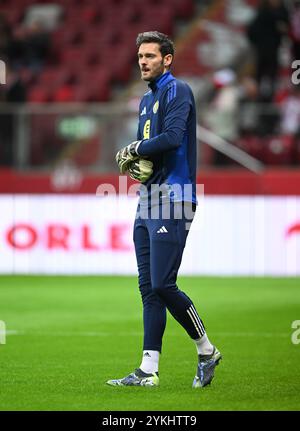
[107,31,221,388]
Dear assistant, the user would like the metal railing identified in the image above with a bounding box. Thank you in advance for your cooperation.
[0,101,289,172]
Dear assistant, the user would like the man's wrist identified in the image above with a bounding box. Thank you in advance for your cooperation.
[131,140,143,156]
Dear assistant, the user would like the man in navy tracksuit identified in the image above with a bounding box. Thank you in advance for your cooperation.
[107,31,221,388]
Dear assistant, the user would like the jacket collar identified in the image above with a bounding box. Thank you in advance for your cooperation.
[148,71,174,91]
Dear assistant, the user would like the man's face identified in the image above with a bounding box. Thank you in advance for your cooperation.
[138,43,171,82]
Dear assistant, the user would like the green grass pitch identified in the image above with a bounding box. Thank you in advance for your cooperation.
[0,275,299,411]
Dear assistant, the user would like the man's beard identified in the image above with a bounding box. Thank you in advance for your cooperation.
[141,62,164,82]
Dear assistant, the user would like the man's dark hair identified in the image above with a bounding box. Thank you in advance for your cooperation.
[136,31,174,57]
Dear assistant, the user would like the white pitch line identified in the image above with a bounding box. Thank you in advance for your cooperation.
[4,330,290,338]
[5,330,24,335]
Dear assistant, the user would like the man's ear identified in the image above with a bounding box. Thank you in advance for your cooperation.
[164,54,173,67]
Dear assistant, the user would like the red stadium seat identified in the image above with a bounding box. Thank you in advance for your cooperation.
[49,27,85,64]
[100,48,133,83]
[262,135,295,165]
[52,84,75,102]
[64,5,101,26]
[103,4,137,25]
[237,135,264,161]
[294,137,300,164]
[83,27,118,48]
[0,8,23,25]
[0,0,31,11]
[173,0,195,18]
[19,68,36,87]
[73,66,110,86]
[27,86,50,103]
[51,27,84,47]
[37,67,72,90]
[72,81,110,102]
[139,12,174,35]
[61,47,101,68]
[1,0,208,106]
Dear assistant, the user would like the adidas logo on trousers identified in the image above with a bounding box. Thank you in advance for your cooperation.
[157,226,168,233]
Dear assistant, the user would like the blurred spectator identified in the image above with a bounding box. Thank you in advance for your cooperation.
[289,0,300,62]
[0,65,26,166]
[0,14,24,68]
[0,65,26,102]
[247,0,289,101]
[205,69,239,141]
[280,85,300,136]
[237,76,259,135]
[204,69,240,164]
[238,76,278,138]
[0,13,12,60]
[205,69,238,141]
[22,20,50,72]
[203,70,283,165]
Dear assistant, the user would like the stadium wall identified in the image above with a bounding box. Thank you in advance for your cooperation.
[1,169,300,194]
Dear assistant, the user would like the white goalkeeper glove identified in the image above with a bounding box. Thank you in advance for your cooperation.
[128,158,153,183]
[115,141,141,174]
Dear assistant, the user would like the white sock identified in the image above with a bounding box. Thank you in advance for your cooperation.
[194,333,214,356]
[139,350,160,374]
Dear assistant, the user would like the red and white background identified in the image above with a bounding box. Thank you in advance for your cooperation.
[0,169,300,276]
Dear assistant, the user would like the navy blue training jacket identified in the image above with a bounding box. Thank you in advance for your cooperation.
[136,71,197,206]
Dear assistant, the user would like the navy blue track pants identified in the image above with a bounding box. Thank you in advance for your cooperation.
[133,202,205,353]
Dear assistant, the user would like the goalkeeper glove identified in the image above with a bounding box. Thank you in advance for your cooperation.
[115,141,141,174]
[128,158,153,183]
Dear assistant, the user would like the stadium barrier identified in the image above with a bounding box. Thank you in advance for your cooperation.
[1,101,298,171]
[0,194,299,276]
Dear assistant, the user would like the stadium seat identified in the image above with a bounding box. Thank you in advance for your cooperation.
[52,84,75,102]
[73,66,110,86]
[140,14,173,35]
[83,27,118,48]
[237,135,264,162]
[51,27,84,47]
[70,85,99,102]
[19,68,36,87]
[0,8,23,25]
[0,0,207,107]
[37,67,72,90]
[60,47,101,68]
[262,135,294,165]
[27,86,50,103]
[102,50,133,83]
[172,0,195,18]
[103,4,137,25]
[69,68,111,101]
[64,5,101,26]
[294,137,300,164]
[49,27,86,64]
